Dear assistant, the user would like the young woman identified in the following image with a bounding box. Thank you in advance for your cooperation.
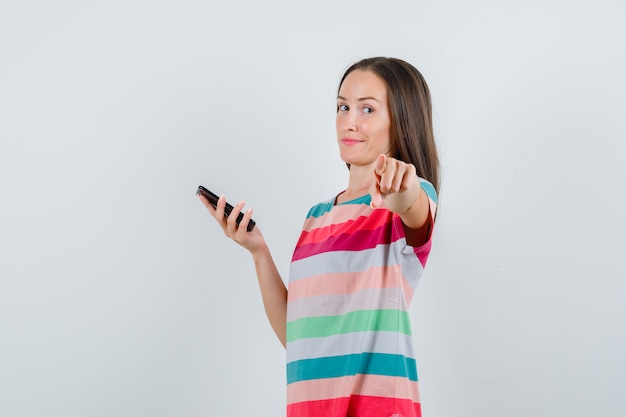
[199,57,440,417]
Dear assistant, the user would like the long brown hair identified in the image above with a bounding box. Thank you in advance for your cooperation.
[338,57,440,194]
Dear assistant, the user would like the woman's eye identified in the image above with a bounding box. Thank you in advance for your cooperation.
[363,106,374,114]
[337,104,349,112]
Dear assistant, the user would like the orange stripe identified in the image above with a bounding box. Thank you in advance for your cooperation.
[287,374,420,404]
[302,204,375,232]
[288,264,403,302]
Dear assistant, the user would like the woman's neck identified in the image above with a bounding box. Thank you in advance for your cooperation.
[336,163,372,204]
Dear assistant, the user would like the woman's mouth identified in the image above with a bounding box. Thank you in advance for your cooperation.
[341,138,362,146]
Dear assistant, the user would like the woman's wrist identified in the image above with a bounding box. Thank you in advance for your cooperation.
[250,241,271,260]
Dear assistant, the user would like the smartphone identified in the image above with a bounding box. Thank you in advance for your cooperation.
[197,185,256,232]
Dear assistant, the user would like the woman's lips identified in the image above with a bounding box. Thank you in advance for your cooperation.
[341,138,363,146]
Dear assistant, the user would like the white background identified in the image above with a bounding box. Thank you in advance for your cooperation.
[1,1,625,416]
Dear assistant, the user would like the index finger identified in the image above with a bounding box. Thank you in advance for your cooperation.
[374,154,387,177]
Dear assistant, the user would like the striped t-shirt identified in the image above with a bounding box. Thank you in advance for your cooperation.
[286,179,438,417]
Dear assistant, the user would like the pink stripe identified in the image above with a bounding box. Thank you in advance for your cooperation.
[413,239,432,268]
[288,265,403,302]
[293,226,391,261]
[287,395,421,417]
[300,208,388,245]
[287,374,420,404]
[401,274,415,304]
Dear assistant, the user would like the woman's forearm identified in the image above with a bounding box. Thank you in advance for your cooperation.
[251,244,288,348]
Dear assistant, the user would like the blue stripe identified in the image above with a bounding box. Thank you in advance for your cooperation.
[286,352,418,384]
[306,194,373,219]
[308,180,435,220]
[337,194,371,206]
[306,199,334,218]
[419,179,437,204]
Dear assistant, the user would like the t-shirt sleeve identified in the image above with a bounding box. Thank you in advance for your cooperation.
[391,177,438,266]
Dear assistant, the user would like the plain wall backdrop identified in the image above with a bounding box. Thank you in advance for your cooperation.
[1,1,625,416]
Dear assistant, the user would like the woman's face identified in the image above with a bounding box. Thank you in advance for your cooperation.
[336,69,392,167]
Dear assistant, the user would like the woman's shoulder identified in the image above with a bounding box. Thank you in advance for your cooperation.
[305,197,335,219]
[418,177,438,204]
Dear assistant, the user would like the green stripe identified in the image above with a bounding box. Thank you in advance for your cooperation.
[287,352,418,383]
[287,309,412,342]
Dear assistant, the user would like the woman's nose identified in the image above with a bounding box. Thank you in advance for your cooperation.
[342,112,357,132]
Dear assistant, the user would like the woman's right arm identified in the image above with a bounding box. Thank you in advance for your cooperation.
[198,193,287,348]
[250,243,287,348]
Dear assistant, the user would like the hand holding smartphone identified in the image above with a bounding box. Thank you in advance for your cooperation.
[197,185,256,232]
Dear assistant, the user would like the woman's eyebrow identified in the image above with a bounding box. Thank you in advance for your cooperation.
[337,95,381,102]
